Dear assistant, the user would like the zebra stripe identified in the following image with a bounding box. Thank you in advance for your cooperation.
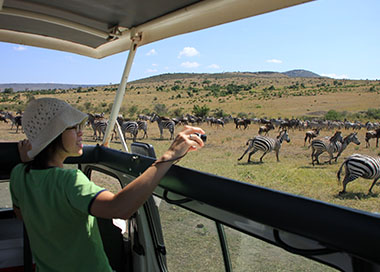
[150,114,175,140]
[87,113,115,141]
[310,131,342,165]
[238,130,290,163]
[337,154,380,194]
[120,121,138,142]
[137,120,148,139]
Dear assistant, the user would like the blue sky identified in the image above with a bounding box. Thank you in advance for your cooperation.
[0,0,379,84]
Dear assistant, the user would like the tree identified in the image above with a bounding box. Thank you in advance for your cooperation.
[192,105,210,117]
[172,107,184,117]
[325,110,342,120]
[127,105,138,117]
[153,103,168,116]
[3,88,14,94]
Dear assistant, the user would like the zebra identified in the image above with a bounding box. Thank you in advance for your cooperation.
[4,112,22,133]
[304,128,320,146]
[334,132,361,162]
[87,113,116,141]
[118,119,138,142]
[237,130,290,163]
[309,131,343,166]
[337,154,380,194]
[137,120,148,139]
[150,113,175,140]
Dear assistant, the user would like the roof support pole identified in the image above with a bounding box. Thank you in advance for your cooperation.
[103,31,141,148]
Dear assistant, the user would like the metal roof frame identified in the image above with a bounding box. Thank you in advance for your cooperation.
[1,0,314,145]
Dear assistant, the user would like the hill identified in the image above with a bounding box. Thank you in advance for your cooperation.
[282,69,321,78]
[0,83,98,92]
[0,70,321,91]
[131,70,321,84]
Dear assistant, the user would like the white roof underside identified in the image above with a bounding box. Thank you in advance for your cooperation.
[0,0,313,59]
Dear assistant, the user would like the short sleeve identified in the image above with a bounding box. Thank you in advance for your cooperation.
[65,170,106,214]
[9,164,24,208]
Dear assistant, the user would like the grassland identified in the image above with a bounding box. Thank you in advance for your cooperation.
[1,74,380,215]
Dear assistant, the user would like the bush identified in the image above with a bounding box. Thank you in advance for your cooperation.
[366,108,380,119]
[127,105,138,117]
[324,110,344,120]
[153,103,168,116]
[192,105,210,117]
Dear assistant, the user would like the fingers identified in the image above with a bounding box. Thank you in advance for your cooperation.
[167,126,205,158]
[18,139,32,163]
[180,126,205,152]
[19,139,32,149]
[182,125,205,136]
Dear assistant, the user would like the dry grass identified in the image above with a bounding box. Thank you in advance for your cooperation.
[2,119,379,214]
[1,76,380,215]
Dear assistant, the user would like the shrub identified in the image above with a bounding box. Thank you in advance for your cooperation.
[192,105,210,117]
[153,103,168,116]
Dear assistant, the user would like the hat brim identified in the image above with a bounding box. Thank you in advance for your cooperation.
[27,108,87,159]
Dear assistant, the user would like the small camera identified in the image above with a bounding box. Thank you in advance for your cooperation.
[194,133,207,143]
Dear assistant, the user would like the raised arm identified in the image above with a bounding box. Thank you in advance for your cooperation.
[90,125,205,219]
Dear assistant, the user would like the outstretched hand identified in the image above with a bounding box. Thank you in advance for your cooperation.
[159,126,205,164]
[18,139,32,163]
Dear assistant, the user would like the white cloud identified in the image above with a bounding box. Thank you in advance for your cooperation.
[321,73,348,79]
[152,63,158,67]
[146,49,157,56]
[181,61,200,68]
[178,47,199,58]
[208,64,220,69]
[266,59,282,64]
[13,45,26,51]
[146,68,158,73]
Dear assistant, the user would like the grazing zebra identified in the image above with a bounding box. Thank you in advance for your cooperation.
[334,132,361,162]
[237,130,290,163]
[137,120,148,139]
[258,123,274,136]
[118,119,138,142]
[138,114,150,121]
[5,112,22,133]
[337,154,380,194]
[365,128,380,148]
[87,113,116,141]
[150,113,175,140]
[310,131,343,166]
[304,128,320,146]
[87,113,107,140]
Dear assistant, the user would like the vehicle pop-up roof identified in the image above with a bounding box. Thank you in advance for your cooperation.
[0,0,313,147]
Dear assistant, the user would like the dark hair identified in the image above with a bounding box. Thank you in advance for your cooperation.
[26,134,67,172]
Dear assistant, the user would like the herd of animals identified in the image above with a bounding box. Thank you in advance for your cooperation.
[1,110,380,195]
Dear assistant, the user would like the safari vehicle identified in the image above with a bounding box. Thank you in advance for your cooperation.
[0,0,379,271]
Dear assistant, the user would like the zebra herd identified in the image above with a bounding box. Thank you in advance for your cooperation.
[87,113,148,142]
[237,127,380,195]
[1,110,379,195]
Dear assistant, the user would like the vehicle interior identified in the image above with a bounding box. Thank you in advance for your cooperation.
[1,0,380,271]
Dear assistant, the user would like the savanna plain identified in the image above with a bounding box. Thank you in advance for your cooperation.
[1,73,380,215]
[2,74,380,271]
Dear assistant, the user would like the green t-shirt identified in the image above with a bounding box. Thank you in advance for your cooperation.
[10,163,113,272]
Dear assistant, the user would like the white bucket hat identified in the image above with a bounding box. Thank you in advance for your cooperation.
[22,97,88,159]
